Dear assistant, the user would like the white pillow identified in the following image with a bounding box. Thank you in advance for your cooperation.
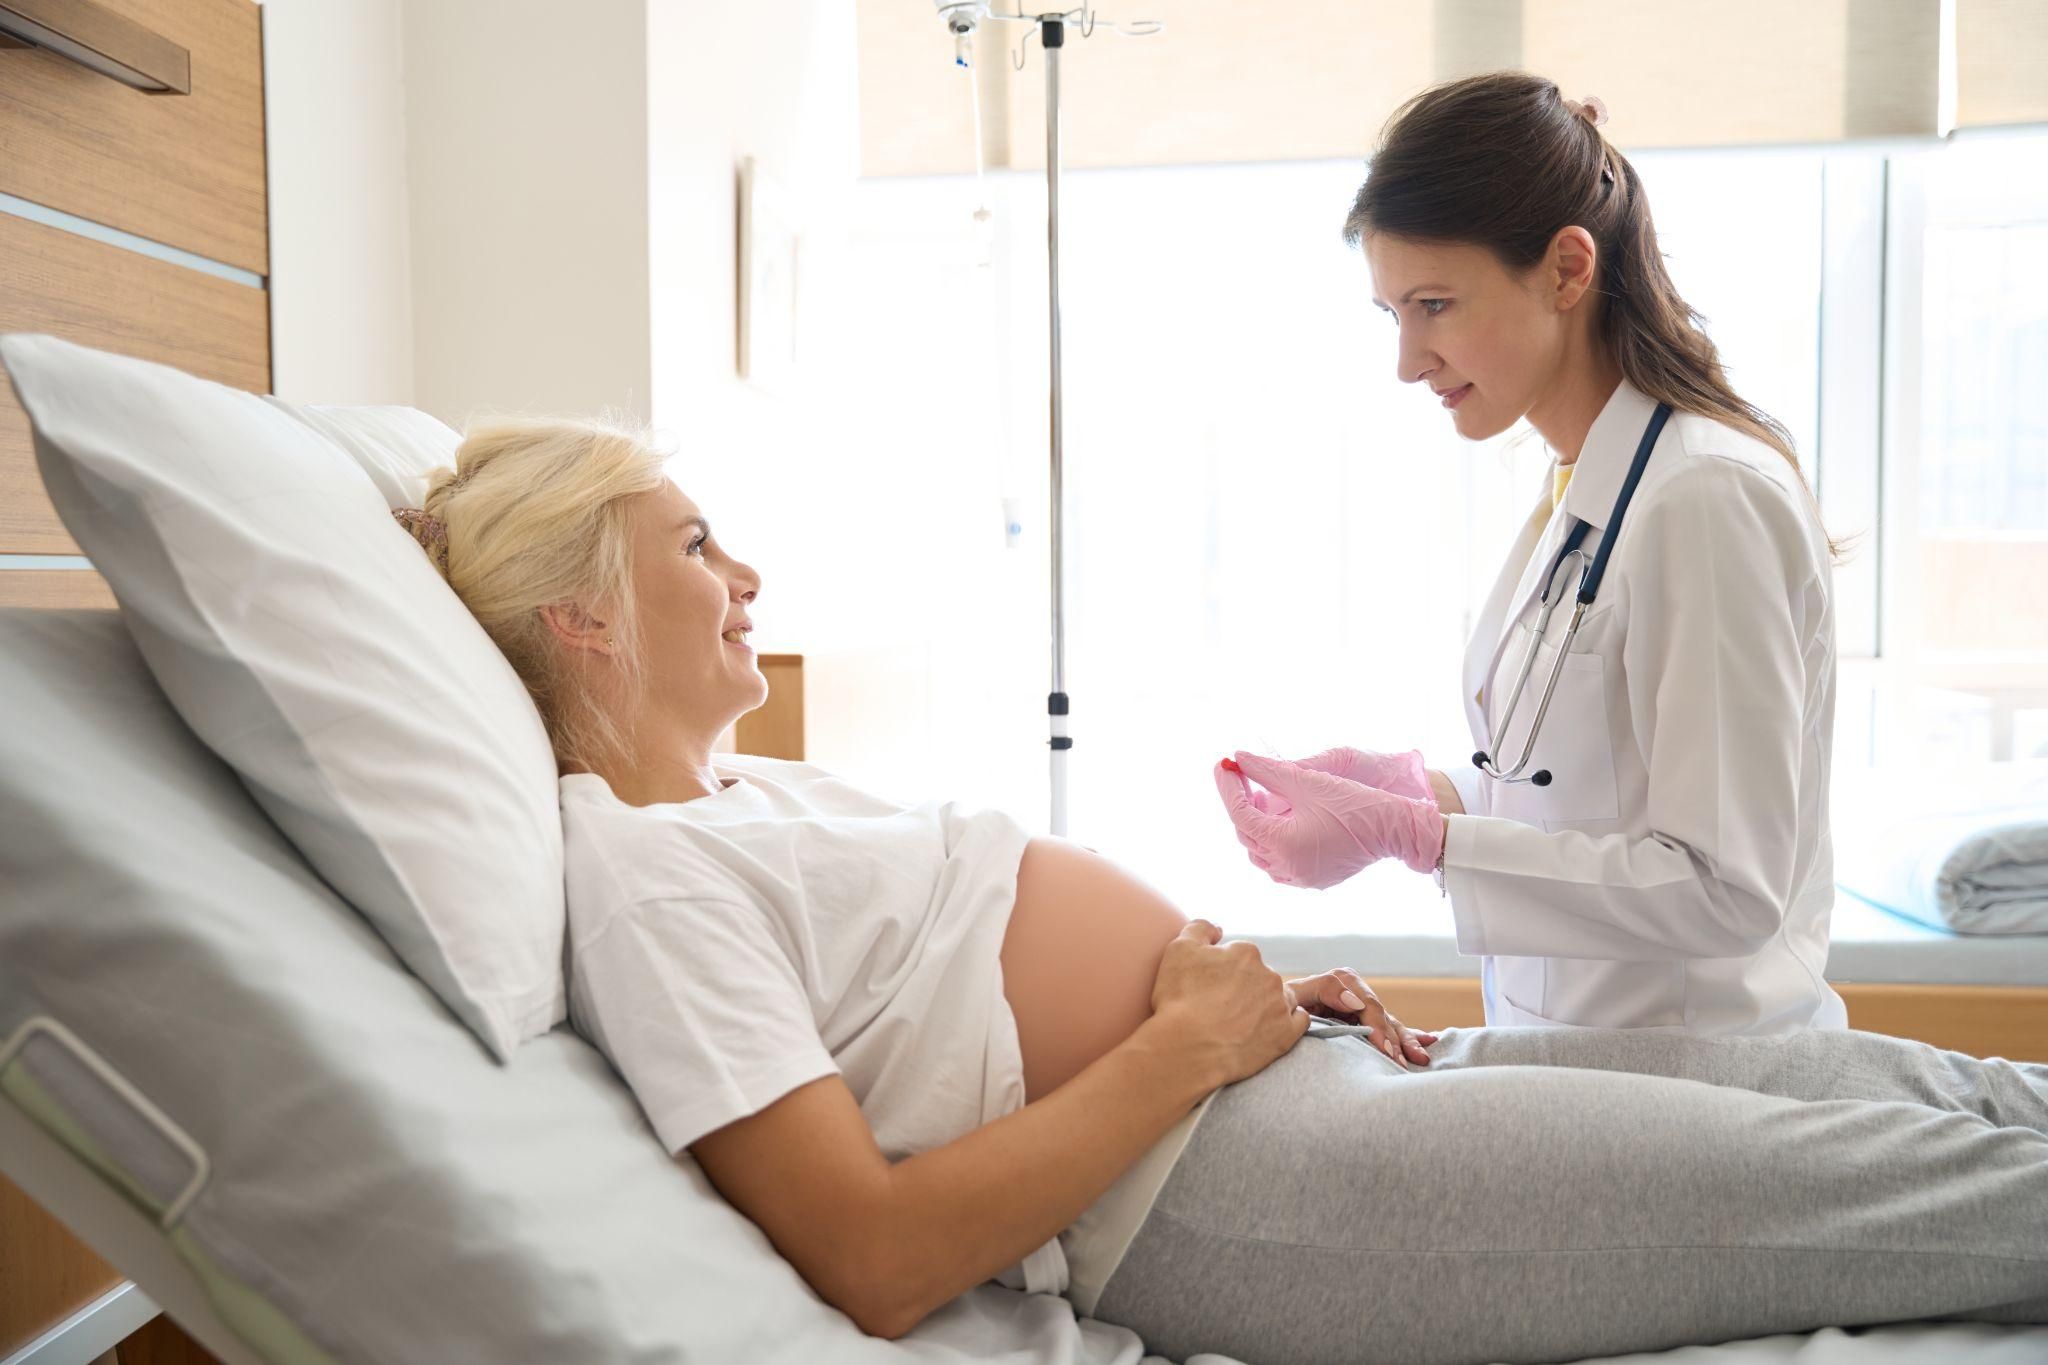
[2,334,565,1062]
[265,398,455,508]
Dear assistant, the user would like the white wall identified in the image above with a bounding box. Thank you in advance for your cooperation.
[261,0,899,787]
[402,0,652,428]
[261,0,415,405]
[263,0,654,423]
[644,0,859,437]
[642,1,872,748]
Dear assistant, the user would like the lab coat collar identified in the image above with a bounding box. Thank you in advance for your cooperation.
[1558,378,1662,532]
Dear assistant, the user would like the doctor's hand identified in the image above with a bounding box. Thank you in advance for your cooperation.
[1290,746,1434,802]
[1214,752,1445,890]
[1285,969,1438,1067]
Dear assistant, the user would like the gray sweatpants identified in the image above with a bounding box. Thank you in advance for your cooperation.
[1092,1022,2048,1365]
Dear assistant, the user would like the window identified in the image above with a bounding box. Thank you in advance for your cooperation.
[825,131,2047,929]
[1859,131,2048,768]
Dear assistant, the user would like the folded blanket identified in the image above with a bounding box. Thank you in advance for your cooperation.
[1835,763,2048,935]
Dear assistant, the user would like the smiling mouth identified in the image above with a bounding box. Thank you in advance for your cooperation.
[1438,384,1472,410]
[721,627,752,647]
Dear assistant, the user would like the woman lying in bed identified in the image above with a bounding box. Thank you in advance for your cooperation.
[401,418,2048,1365]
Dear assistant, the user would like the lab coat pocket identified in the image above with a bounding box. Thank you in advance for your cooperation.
[1499,958,1688,1030]
[1489,625,1619,827]
[1490,955,1552,1026]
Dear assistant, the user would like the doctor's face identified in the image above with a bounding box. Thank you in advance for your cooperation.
[1364,234,1568,442]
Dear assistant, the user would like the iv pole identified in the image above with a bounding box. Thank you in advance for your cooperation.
[1043,15,1070,838]
[933,4,1158,838]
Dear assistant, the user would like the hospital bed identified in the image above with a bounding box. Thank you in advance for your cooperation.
[3,3,2046,1360]
[6,605,2048,1365]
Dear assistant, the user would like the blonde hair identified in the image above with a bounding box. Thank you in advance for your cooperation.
[414,416,668,772]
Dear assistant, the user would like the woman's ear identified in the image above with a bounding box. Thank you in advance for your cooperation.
[1549,226,1600,312]
[541,600,615,657]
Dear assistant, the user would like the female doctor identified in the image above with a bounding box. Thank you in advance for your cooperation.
[1215,72,1848,1036]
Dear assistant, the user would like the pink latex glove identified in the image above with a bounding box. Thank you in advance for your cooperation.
[1291,746,1434,802]
[1214,751,1444,889]
[1216,756,1289,869]
[1211,747,1426,867]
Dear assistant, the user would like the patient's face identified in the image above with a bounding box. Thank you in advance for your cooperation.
[624,481,768,727]
[1363,233,1565,442]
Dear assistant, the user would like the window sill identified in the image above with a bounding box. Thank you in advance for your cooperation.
[1244,887,2048,989]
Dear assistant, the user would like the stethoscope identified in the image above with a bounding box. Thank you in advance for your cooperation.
[1473,402,1673,788]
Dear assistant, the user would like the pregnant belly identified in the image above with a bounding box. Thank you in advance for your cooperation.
[999,837,1189,1102]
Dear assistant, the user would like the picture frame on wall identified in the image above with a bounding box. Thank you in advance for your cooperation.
[737,156,798,389]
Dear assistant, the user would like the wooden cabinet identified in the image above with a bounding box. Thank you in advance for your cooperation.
[1,1171,124,1353]
[1,1172,217,1359]
[734,653,805,760]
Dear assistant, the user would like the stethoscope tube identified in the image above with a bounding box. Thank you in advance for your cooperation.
[1474,403,1673,788]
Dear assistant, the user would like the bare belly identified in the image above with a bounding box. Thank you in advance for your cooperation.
[999,837,1189,1102]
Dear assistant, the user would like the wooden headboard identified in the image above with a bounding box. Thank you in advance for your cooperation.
[0,0,269,611]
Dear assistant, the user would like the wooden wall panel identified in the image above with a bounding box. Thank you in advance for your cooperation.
[0,569,116,609]
[0,211,270,555]
[0,0,266,274]
[1366,978,1490,1031]
[1839,982,2048,1063]
[1367,977,2048,1063]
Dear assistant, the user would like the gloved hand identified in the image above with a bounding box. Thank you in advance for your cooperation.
[1214,751,1444,889]
[1290,746,1434,802]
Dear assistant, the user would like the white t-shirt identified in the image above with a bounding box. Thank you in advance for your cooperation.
[558,755,1067,1292]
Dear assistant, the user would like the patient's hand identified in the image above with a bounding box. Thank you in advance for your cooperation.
[1149,920,1310,1089]
[1286,969,1437,1067]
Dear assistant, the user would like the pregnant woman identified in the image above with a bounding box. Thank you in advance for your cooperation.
[394,417,2048,1365]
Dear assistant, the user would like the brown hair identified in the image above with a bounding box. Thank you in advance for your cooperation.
[1343,71,1841,557]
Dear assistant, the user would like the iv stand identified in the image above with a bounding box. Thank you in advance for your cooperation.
[1043,15,1070,837]
[937,3,1159,837]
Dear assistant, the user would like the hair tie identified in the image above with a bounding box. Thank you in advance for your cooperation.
[393,506,451,575]
[1566,95,1617,188]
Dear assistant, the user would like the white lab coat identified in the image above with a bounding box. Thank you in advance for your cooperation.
[1441,380,1848,1035]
